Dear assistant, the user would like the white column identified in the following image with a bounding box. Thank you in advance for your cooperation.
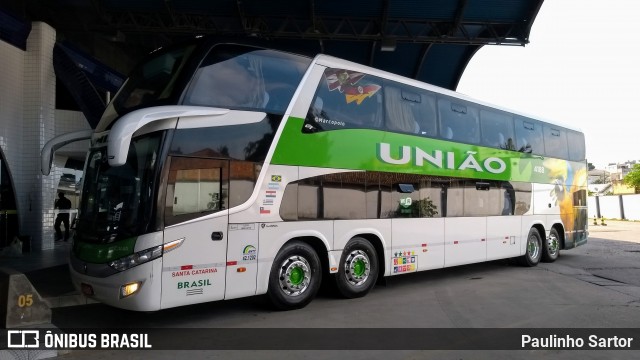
[22,22,57,250]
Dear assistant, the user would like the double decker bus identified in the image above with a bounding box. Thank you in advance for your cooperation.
[42,39,588,311]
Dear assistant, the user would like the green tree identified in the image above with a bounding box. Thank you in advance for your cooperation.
[623,163,640,192]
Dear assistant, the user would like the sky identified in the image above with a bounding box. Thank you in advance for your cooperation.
[456,0,640,169]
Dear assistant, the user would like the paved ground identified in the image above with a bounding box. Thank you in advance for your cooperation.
[588,219,640,243]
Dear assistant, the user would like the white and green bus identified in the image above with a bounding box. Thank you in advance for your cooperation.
[42,40,588,311]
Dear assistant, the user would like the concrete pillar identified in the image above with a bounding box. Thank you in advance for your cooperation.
[21,22,57,251]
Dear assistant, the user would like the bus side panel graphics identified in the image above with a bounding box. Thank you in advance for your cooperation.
[160,216,229,309]
[272,117,587,186]
[225,224,259,300]
[544,158,588,246]
[390,218,444,273]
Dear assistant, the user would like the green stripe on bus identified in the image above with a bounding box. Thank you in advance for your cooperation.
[272,117,586,185]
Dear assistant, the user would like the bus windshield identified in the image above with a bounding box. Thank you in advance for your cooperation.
[99,43,311,130]
[101,45,198,128]
[76,132,163,244]
[183,44,311,114]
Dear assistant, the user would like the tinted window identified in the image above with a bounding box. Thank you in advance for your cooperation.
[365,172,393,219]
[281,173,367,220]
[438,97,480,144]
[282,171,445,220]
[303,68,383,133]
[170,115,279,162]
[384,82,437,137]
[446,179,464,217]
[514,118,544,155]
[567,131,586,161]
[543,125,569,159]
[513,182,532,215]
[164,157,228,226]
[380,172,442,218]
[480,109,515,150]
[184,45,310,114]
[297,178,320,220]
[229,161,260,208]
[323,172,367,219]
[77,133,163,242]
[105,45,197,124]
[282,173,532,219]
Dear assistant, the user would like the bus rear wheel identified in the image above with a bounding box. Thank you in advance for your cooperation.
[335,237,379,298]
[542,227,561,263]
[267,241,321,310]
[519,228,542,267]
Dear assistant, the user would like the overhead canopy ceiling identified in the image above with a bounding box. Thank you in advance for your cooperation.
[3,0,543,90]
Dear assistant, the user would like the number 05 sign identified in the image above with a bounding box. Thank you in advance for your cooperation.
[1,269,51,328]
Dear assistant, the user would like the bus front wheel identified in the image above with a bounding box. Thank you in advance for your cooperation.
[335,237,379,298]
[542,227,561,263]
[519,228,542,267]
[267,241,322,310]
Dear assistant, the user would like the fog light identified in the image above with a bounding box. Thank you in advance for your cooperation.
[120,282,142,298]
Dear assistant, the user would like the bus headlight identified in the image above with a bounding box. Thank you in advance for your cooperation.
[120,281,142,298]
[109,245,163,272]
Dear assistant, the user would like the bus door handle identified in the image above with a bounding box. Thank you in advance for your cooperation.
[211,231,224,241]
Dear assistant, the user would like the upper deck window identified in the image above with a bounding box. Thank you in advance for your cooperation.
[184,45,310,114]
[100,45,197,129]
[480,109,515,150]
[543,125,569,159]
[437,97,480,145]
[567,131,586,161]
[514,118,544,155]
[304,68,384,133]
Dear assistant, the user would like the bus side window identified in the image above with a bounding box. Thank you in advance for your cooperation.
[385,86,418,133]
[384,83,437,137]
[480,109,515,150]
[543,125,569,159]
[567,131,586,161]
[304,68,384,133]
[438,97,480,144]
[514,118,544,155]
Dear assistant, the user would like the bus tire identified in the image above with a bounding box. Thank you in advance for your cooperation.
[335,237,379,299]
[542,227,560,263]
[519,228,542,267]
[267,241,322,310]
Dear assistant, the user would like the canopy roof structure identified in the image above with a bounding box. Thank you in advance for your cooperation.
[4,0,543,90]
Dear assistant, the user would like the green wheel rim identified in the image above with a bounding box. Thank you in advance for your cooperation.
[353,259,366,277]
[289,266,304,285]
[278,255,311,297]
[344,249,371,286]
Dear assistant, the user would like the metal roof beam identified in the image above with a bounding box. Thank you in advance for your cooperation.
[93,12,530,46]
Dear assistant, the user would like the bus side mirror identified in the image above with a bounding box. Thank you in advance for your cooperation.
[40,130,93,175]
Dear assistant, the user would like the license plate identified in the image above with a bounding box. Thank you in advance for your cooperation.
[81,283,94,296]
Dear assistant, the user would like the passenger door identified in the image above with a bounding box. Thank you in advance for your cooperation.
[161,156,229,309]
